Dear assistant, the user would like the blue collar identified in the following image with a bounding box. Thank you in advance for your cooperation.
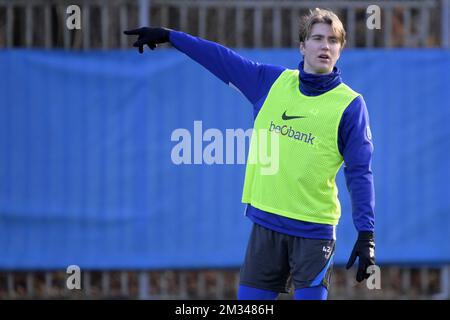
[297,61,342,96]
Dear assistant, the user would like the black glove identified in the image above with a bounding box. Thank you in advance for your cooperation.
[346,231,376,282]
[123,27,171,53]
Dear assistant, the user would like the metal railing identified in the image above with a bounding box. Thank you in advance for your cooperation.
[0,0,448,49]
[1,266,449,299]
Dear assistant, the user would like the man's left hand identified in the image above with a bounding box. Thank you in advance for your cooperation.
[346,231,376,282]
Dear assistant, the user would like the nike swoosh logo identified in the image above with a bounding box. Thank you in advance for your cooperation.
[282,111,307,121]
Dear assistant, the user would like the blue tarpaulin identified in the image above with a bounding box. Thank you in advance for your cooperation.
[0,49,449,269]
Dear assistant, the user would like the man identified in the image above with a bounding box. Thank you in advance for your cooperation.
[124,8,375,300]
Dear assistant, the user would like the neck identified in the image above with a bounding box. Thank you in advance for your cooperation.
[298,61,342,96]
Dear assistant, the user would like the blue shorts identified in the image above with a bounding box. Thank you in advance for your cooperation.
[239,223,335,293]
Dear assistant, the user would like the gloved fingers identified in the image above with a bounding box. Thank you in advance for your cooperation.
[356,260,371,282]
[356,263,366,282]
[346,250,357,269]
[133,39,147,53]
[133,39,147,47]
[123,28,143,35]
[132,43,144,53]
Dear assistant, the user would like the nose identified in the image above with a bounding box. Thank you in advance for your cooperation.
[321,40,330,50]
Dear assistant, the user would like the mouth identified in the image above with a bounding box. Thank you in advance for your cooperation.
[318,54,330,62]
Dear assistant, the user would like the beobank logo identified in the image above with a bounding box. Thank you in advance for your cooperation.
[268,121,316,145]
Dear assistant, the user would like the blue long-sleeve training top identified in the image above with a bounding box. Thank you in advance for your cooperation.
[169,30,375,240]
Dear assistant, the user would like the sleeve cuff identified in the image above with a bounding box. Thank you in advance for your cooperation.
[358,231,374,241]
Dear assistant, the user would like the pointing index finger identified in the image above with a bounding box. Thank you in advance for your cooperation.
[123,28,142,35]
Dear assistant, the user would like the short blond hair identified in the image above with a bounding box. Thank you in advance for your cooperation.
[299,8,346,48]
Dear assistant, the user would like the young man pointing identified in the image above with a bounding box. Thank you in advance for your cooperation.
[125,8,375,300]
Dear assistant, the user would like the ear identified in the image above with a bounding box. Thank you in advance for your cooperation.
[299,42,305,55]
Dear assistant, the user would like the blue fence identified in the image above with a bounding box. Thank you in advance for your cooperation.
[0,49,449,269]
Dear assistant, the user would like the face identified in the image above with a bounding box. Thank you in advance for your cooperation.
[300,22,342,74]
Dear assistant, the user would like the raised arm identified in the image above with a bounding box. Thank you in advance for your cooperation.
[124,27,284,105]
